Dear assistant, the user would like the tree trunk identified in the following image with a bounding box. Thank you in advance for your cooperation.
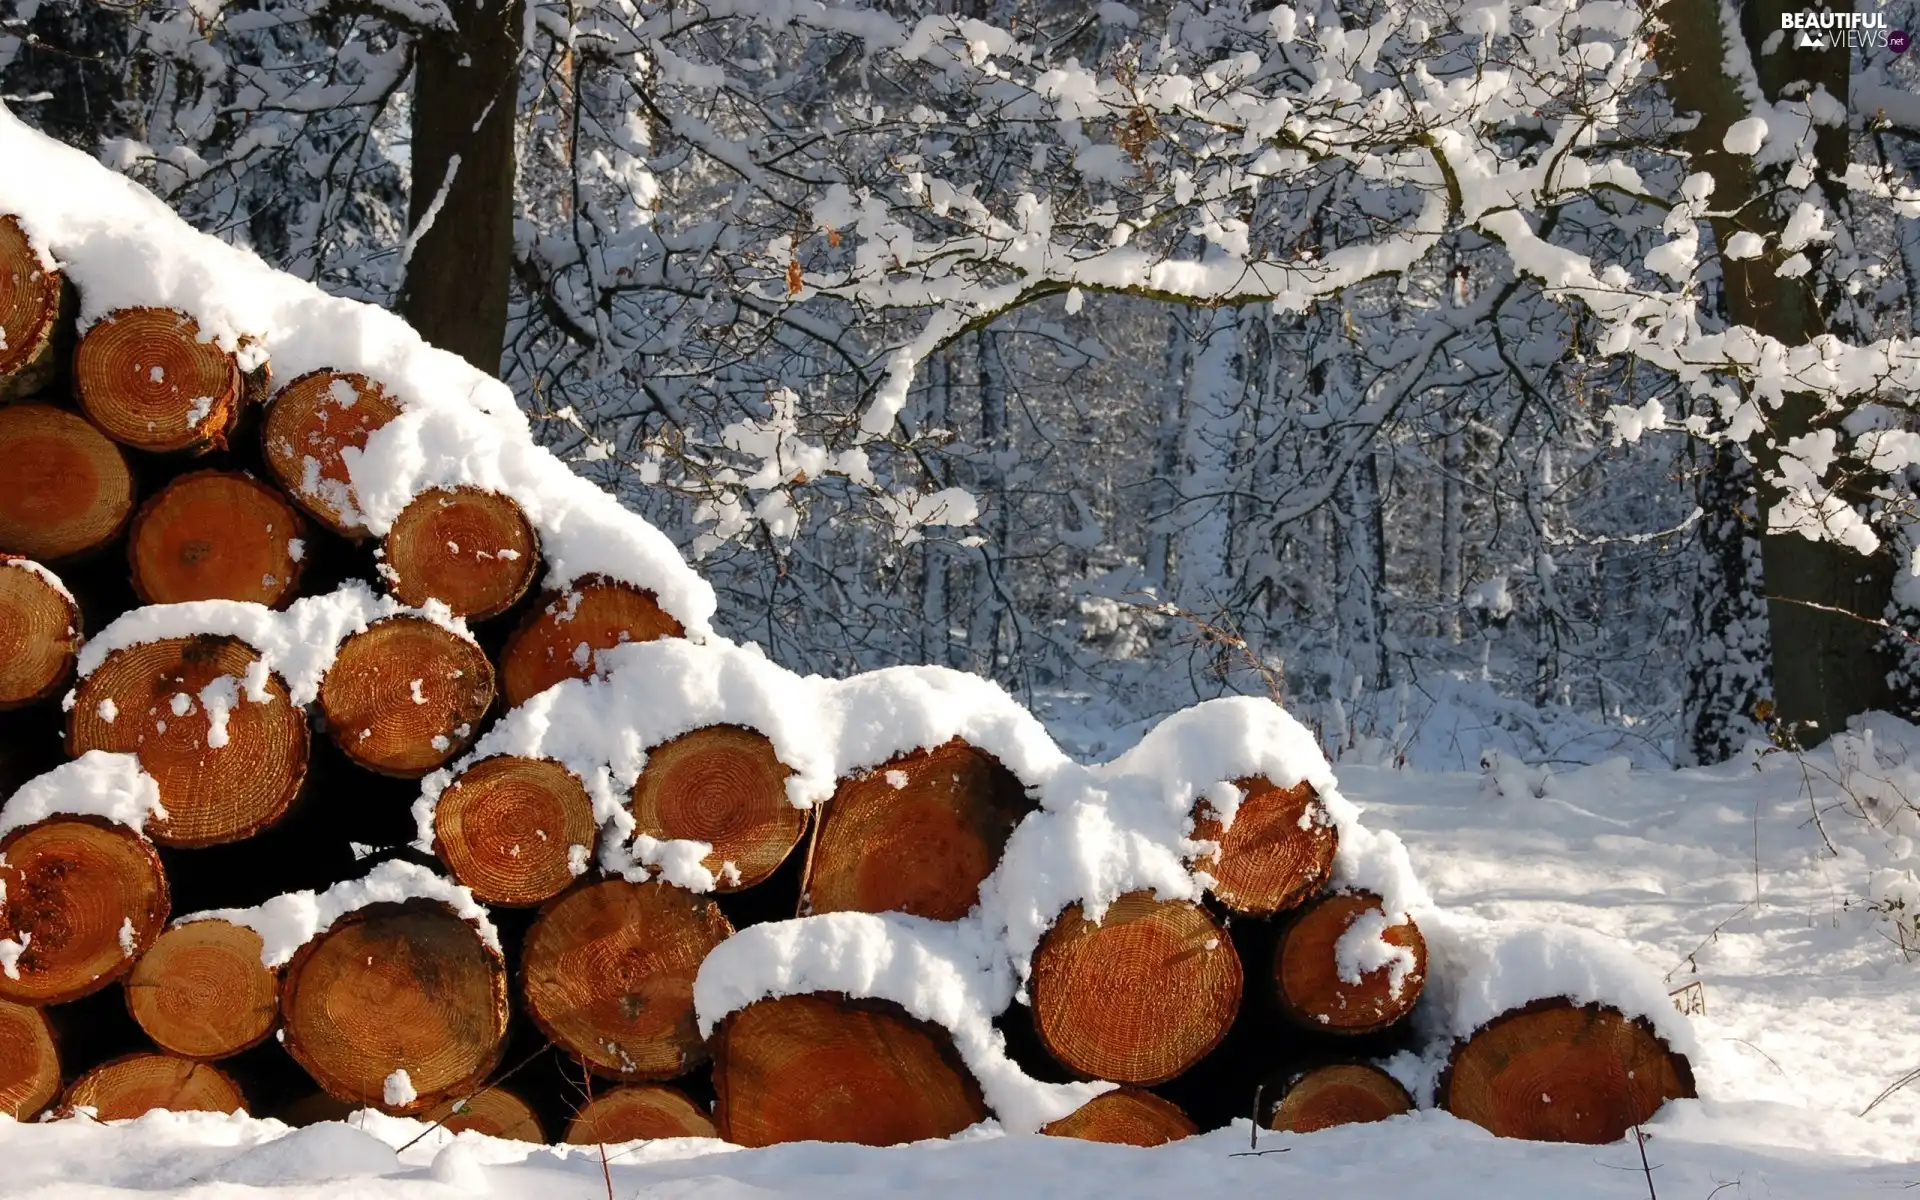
[382,486,538,620]
[431,755,598,907]
[0,558,79,709]
[1681,442,1771,764]
[1272,891,1425,1035]
[0,997,59,1119]
[564,1084,716,1144]
[261,370,402,538]
[59,1052,246,1119]
[1173,303,1246,613]
[0,815,169,1006]
[967,329,1012,679]
[1266,1062,1412,1133]
[1040,1087,1197,1146]
[629,725,806,892]
[1189,777,1337,917]
[0,404,134,563]
[124,919,277,1060]
[74,308,241,454]
[317,615,494,778]
[498,577,681,707]
[128,471,307,607]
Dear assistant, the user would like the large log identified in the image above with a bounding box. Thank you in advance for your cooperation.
[317,615,493,777]
[804,740,1031,921]
[1192,777,1337,917]
[125,919,277,1060]
[0,997,59,1119]
[0,404,135,562]
[128,471,306,607]
[1267,1063,1413,1134]
[630,726,806,892]
[58,1052,246,1119]
[432,756,597,907]
[712,993,986,1147]
[0,215,64,402]
[261,370,402,537]
[1040,1088,1197,1146]
[520,879,732,1080]
[0,558,80,709]
[74,308,241,454]
[381,487,537,620]
[1028,891,1242,1085]
[69,636,310,848]
[1272,891,1426,1035]
[498,578,682,706]
[0,815,169,1005]
[564,1084,716,1144]
[424,1086,545,1142]
[1438,999,1695,1144]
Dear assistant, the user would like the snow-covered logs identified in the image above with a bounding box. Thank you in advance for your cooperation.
[499,578,682,707]
[124,919,278,1060]
[0,815,169,1005]
[1273,891,1427,1035]
[316,615,493,777]
[260,371,401,538]
[58,1053,245,1119]
[0,559,80,709]
[1193,777,1337,916]
[74,308,241,454]
[629,726,805,893]
[431,756,597,906]
[381,487,537,620]
[564,1084,717,1144]
[424,1087,544,1142]
[1041,1089,1198,1146]
[0,216,65,403]
[1266,1063,1413,1134]
[128,472,306,607]
[0,998,59,1119]
[0,405,134,561]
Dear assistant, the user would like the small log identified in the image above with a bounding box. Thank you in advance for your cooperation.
[498,577,681,706]
[262,370,402,536]
[0,215,64,401]
[0,997,59,1119]
[712,993,986,1147]
[564,1085,715,1144]
[69,636,310,848]
[1029,891,1242,1085]
[1272,891,1426,1036]
[424,1085,545,1141]
[0,404,134,561]
[804,739,1031,921]
[280,900,509,1114]
[0,815,169,1005]
[1439,999,1696,1144]
[58,1052,246,1119]
[317,615,494,778]
[1267,1063,1413,1134]
[630,726,806,893]
[382,487,537,621]
[128,471,307,607]
[74,308,241,454]
[275,1090,358,1126]
[1040,1088,1197,1146]
[433,756,597,907]
[1192,777,1337,917]
[0,558,80,709]
[520,879,732,1081]
[125,919,277,1060]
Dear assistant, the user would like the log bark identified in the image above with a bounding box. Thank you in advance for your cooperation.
[1272,891,1426,1036]
[712,993,986,1147]
[59,1052,246,1119]
[803,739,1031,920]
[279,900,509,1114]
[382,487,538,620]
[1192,777,1337,917]
[125,918,277,1060]
[1040,1088,1197,1146]
[262,370,402,537]
[0,558,79,709]
[1438,998,1696,1144]
[630,726,806,893]
[499,578,682,706]
[0,996,59,1119]
[432,755,597,907]
[0,815,169,1005]
[0,404,134,561]
[520,879,732,1081]
[425,1085,545,1142]
[564,1084,716,1144]
[1266,1063,1412,1134]
[74,308,242,454]
[128,471,306,607]
[1029,891,1242,1085]
[0,215,64,402]
[69,636,310,848]
[317,615,494,778]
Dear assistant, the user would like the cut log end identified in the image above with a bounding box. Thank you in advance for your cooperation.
[1268,1063,1413,1134]
[0,215,62,401]
[75,308,241,454]
[0,404,134,561]
[69,636,309,848]
[499,578,682,706]
[0,816,169,1005]
[806,740,1031,921]
[521,879,733,1081]
[1040,1088,1198,1146]
[630,725,805,893]
[129,471,306,607]
[1193,777,1337,917]
[58,1053,246,1120]
[0,558,79,708]
[434,756,597,907]
[382,487,537,621]
[280,900,509,1114]
[1440,999,1695,1144]
[425,1086,545,1142]
[1030,891,1242,1085]
[713,993,986,1147]
[1273,891,1427,1036]
[564,1085,716,1145]
[126,919,277,1060]
[0,997,59,1120]
[262,370,402,536]
[318,616,494,778]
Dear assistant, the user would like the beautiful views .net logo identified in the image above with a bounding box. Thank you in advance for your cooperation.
[1780,10,1909,52]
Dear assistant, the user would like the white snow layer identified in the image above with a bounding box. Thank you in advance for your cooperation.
[0,751,165,840]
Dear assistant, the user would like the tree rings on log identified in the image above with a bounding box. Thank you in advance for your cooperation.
[318,616,493,777]
[712,993,986,1147]
[0,216,62,402]
[1040,1088,1198,1146]
[279,901,509,1114]
[630,726,805,892]
[0,997,59,1120]
[1273,891,1426,1035]
[128,471,306,607]
[433,756,597,907]
[564,1085,716,1144]
[1192,777,1337,916]
[0,404,134,561]
[75,308,241,454]
[425,1086,544,1142]
[1439,999,1696,1144]
[499,577,682,706]
[125,919,277,1060]
[0,558,79,708]
[1029,891,1242,1085]
[69,636,309,848]
[262,370,401,537]
[1267,1063,1413,1133]
[382,487,537,621]
[804,740,1031,921]
[520,879,732,1081]
[0,816,169,1005]
[59,1053,245,1120]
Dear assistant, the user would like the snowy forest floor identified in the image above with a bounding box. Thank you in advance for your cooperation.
[5,718,1920,1198]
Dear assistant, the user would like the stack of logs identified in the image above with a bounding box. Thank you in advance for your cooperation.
[0,214,1694,1149]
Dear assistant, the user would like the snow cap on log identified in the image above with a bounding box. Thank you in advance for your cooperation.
[0,751,163,840]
